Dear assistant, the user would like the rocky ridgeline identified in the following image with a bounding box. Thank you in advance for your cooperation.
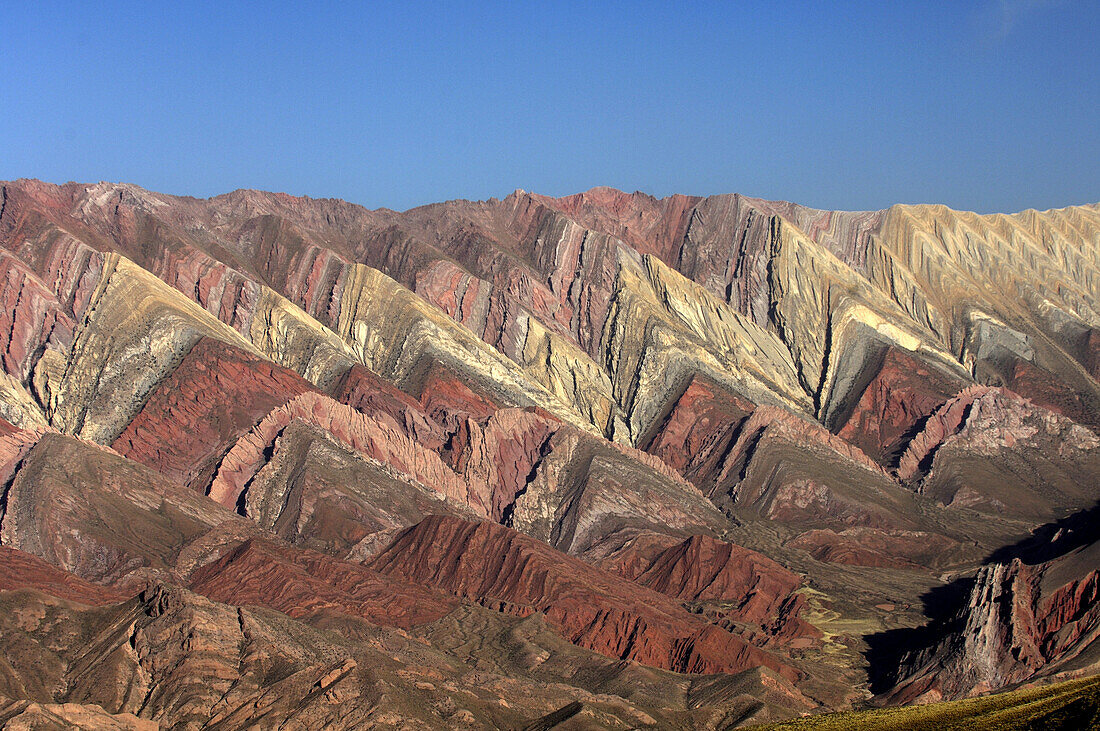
[0,179,1097,726]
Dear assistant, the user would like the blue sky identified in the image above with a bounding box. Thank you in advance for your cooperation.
[2,1,1097,212]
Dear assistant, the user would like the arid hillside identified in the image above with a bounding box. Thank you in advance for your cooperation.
[0,179,1098,728]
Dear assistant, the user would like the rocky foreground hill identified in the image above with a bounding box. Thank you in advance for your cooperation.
[0,179,1097,728]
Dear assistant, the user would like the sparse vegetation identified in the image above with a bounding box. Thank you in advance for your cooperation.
[754,675,1100,730]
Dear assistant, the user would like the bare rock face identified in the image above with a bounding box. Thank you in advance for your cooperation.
[190,537,457,628]
[0,254,78,385]
[447,407,557,521]
[205,391,474,515]
[369,515,799,680]
[895,385,994,482]
[0,546,126,605]
[330,363,447,450]
[707,406,915,531]
[409,357,502,431]
[887,541,1100,704]
[528,187,700,264]
[230,419,468,558]
[0,431,243,588]
[111,336,315,489]
[898,386,1100,519]
[833,346,966,465]
[1,179,1099,724]
[506,425,731,558]
[627,535,821,646]
[0,572,816,729]
[641,373,756,489]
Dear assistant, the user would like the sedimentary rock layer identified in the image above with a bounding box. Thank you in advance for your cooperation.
[0,178,1097,726]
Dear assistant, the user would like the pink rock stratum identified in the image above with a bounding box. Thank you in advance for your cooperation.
[0,179,1098,727]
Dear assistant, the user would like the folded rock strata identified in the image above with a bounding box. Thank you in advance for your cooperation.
[0,179,1097,724]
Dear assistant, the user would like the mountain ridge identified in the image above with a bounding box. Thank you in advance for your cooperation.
[0,177,1097,728]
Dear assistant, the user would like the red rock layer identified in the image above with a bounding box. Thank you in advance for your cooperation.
[897,382,1098,520]
[330,364,446,450]
[189,538,455,628]
[369,515,798,680]
[206,392,473,513]
[705,405,927,537]
[626,534,820,645]
[411,358,500,431]
[112,337,315,489]
[894,383,1098,487]
[834,347,965,465]
[895,385,992,481]
[0,546,127,605]
[0,431,246,589]
[413,260,492,330]
[0,254,76,381]
[208,388,687,536]
[1004,358,1099,429]
[586,530,685,579]
[1082,328,1100,382]
[414,258,575,352]
[1037,568,1100,662]
[528,188,700,266]
[642,374,755,488]
[0,426,56,493]
[0,416,20,438]
[448,401,701,525]
[448,408,557,521]
[788,528,960,570]
[633,535,799,616]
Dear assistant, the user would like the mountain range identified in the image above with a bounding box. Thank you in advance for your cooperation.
[0,179,1098,729]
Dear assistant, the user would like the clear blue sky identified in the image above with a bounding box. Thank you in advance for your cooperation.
[3,1,1097,213]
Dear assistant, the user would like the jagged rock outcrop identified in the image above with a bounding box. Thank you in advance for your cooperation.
[887,541,1100,703]
[206,391,474,514]
[447,407,558,522]
[505,424,731,557]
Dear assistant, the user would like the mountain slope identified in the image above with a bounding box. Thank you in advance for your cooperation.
[0,179,1097,727]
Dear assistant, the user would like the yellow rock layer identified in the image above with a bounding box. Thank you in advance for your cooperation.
[246,285,359,390]
[766,217,965,419]
[33,255,260,443]
[867,203,1100,354]
[331,263,602,435]
[601,252,811,442]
